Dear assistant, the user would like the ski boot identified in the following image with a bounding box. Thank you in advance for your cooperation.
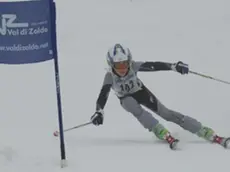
[197,126,230,148]
[153,123,179,150]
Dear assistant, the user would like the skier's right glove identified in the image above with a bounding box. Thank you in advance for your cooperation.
[91,109,104,126]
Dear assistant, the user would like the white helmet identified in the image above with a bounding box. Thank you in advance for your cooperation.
[106,43,132,70]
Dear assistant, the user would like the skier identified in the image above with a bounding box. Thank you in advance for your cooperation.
[90,43,230,149]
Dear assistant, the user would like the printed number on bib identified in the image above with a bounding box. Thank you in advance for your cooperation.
[120,80,134,92]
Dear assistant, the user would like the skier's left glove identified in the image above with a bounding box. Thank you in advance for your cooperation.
[171,61,189,74]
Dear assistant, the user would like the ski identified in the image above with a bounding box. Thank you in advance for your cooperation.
[169,139,179,150]
[213,136,230,149]
[165,135,180,150]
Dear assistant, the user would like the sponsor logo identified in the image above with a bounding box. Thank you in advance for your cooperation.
[0,14,48,36]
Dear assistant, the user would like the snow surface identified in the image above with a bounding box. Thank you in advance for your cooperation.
[0,0,230,171]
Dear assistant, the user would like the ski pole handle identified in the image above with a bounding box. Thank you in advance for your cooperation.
[189,70,230,85]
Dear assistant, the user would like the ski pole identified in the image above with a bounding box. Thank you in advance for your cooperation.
[53,121,93,137]
[189,70,230,85]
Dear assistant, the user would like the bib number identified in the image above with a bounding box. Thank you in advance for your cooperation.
[120,80,134,92]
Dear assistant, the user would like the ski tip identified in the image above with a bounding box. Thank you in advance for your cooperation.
[170,139,180,150]
[223,138,230,149]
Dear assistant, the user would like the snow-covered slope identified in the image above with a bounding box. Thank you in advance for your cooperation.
[0,0,229,171]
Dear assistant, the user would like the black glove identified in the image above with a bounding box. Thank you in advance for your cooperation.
[91,110,104,126]
[171,61,189,74]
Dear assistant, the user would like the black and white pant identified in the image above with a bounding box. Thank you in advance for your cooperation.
[119,84,202,134]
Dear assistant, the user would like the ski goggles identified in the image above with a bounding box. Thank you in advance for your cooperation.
[113,61,129,69]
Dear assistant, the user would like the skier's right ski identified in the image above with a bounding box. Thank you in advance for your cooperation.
[170,139,179,150]
[166,135,179,150]
[213,136,230,149]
